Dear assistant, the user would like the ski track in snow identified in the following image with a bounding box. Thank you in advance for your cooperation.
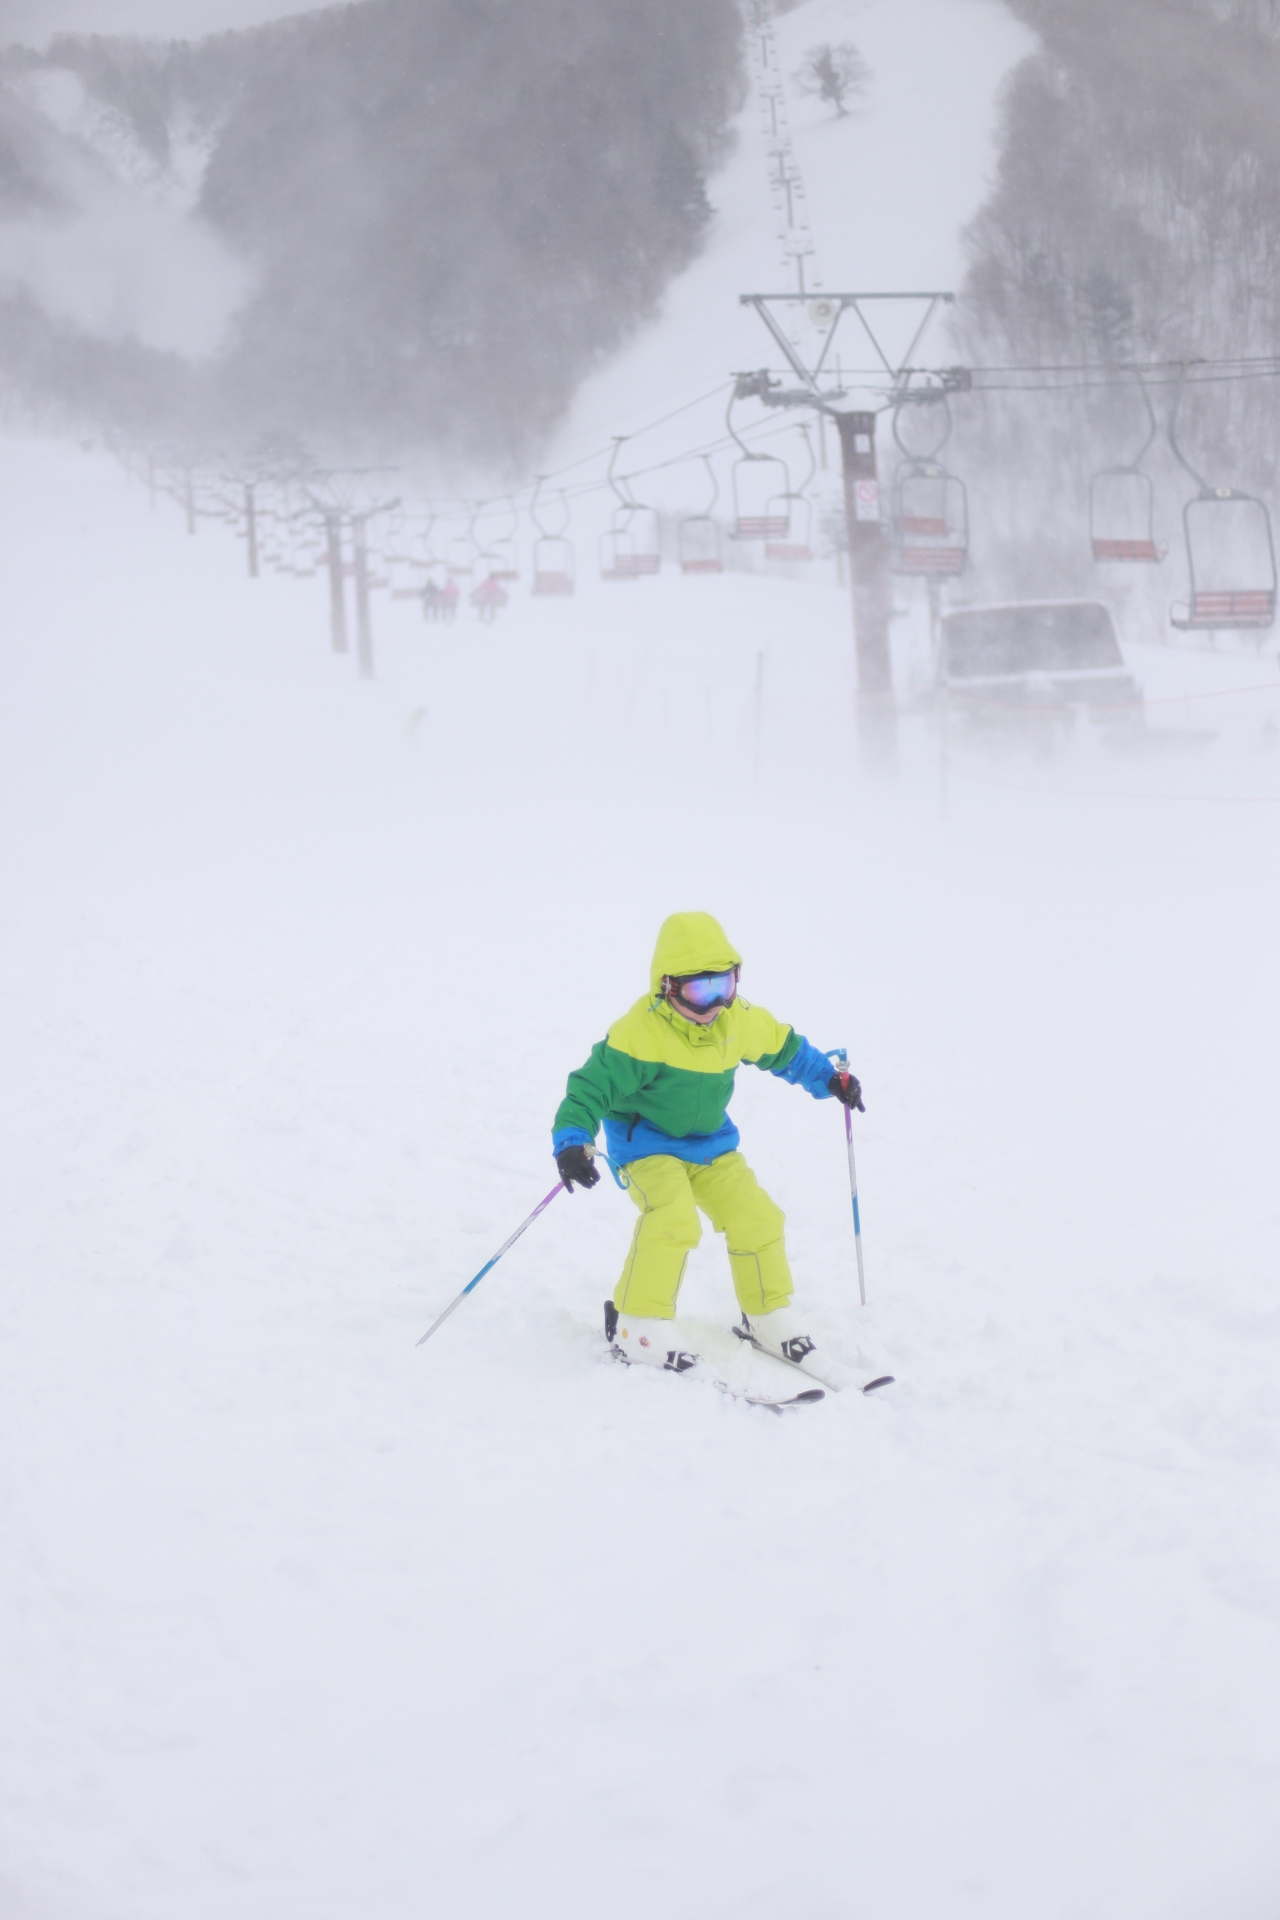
[3,0,1280,1913]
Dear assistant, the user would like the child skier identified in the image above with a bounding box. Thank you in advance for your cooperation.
[553,911,863,1379]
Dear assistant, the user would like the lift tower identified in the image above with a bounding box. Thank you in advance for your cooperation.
[738,291,959,748]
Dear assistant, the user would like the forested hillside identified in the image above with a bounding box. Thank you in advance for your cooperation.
[0,0,742,460]
[954,0,1280,596]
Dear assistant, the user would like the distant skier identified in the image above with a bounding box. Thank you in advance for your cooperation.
[553,911,863,1378]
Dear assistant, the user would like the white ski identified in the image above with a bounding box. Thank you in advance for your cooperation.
[733,1319,895,1395]
[603,1303,824,1412]
[610,1348,824,1413]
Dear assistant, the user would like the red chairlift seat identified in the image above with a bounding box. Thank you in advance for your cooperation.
[1168,489,1277,632]
[679,518,723,574]
[732,455,790,538]
[1089,376,1163,564]
[600,443,661,577]
[890,460,969,578]
[1094,537,1162,562]
[602,506,660,580]
[490,538,519,582]
[601,521,637,582]
[1090,468,1163,564]
[620,505,661,575]
[897,546,967,577]
[766,492,813,562]
[1171,588,1275,629]
[529,483,575,596]
[470,576,508,621]
[678,458,725,574]
[532,536,575,595]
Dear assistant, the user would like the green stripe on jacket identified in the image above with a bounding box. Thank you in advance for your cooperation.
[554,995,802,1143]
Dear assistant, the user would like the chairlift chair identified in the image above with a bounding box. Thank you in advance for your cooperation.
[1169,490,1277,630]
[601,445,661,578]
[679,518,724,573]
[764,426,816,561]
[766,493,813,562]
[1089,376,1163,562]
[678,456,725,574]
[423,577,459,622]
[470,576,508,622]
[489,500,520,581]
[601,504,660,579]
[725,387,789,538]
[731,455,790,539]
[889,460,969,576]
[389,550,425,600]
[1090,468,1163,563]
[533,536,575,595]
[445,533,473,577]
[1167,375,1277,630]
[490,536,519,582]
[529,480,575,595]
[620,505,661,575]
[601,513,639,583]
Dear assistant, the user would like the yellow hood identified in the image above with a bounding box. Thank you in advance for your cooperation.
[649,912,743,995]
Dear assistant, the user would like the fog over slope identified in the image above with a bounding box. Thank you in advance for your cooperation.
[0,0,742,461]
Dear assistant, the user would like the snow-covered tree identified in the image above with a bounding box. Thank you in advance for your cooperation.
[792,41,871,117]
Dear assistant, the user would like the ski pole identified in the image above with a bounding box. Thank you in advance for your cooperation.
[845,1100,867,1307]
[415,1182,564,1347]
[831,1048,867,1307]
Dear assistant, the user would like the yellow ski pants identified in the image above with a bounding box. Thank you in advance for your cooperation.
[614,1151,792,1320]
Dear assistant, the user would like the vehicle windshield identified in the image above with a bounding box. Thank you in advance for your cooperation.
[943,603,1122,679]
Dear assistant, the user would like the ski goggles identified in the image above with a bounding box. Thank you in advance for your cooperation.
[669,966,739,1011]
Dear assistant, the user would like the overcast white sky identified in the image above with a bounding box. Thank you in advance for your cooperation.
[0,0,335,47]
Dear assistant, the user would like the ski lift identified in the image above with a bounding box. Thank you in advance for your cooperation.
[600,508,639,582]
[727,388,789,539]
[423,578,459,623]
[470,576,508,622]
[487,498,520,581]
[889,460,969,575]
[390,514,435,598]
[445,508,473,577]
[887,393,968,576]
[530,479,576,595]
[409,514,457,619]
[1090,376,1164,562]
[600,440,661,579]
[1167,375,1277,631]
[464,499,508,588]
[678,457,725,574]
[765,426,816,562]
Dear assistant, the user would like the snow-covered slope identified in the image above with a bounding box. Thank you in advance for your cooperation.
[4,429,1280,1920]
[3,5,1280,1918]
[539,0,1032,497]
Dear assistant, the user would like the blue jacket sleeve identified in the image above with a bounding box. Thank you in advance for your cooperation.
[767,1033,836,1098]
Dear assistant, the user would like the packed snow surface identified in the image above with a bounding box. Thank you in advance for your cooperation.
[3,0,1280,1914]
[3,429,1279,1920]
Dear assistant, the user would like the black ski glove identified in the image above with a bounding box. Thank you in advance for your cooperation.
[828,1070,865,1113]
[557,1143,601,1192]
